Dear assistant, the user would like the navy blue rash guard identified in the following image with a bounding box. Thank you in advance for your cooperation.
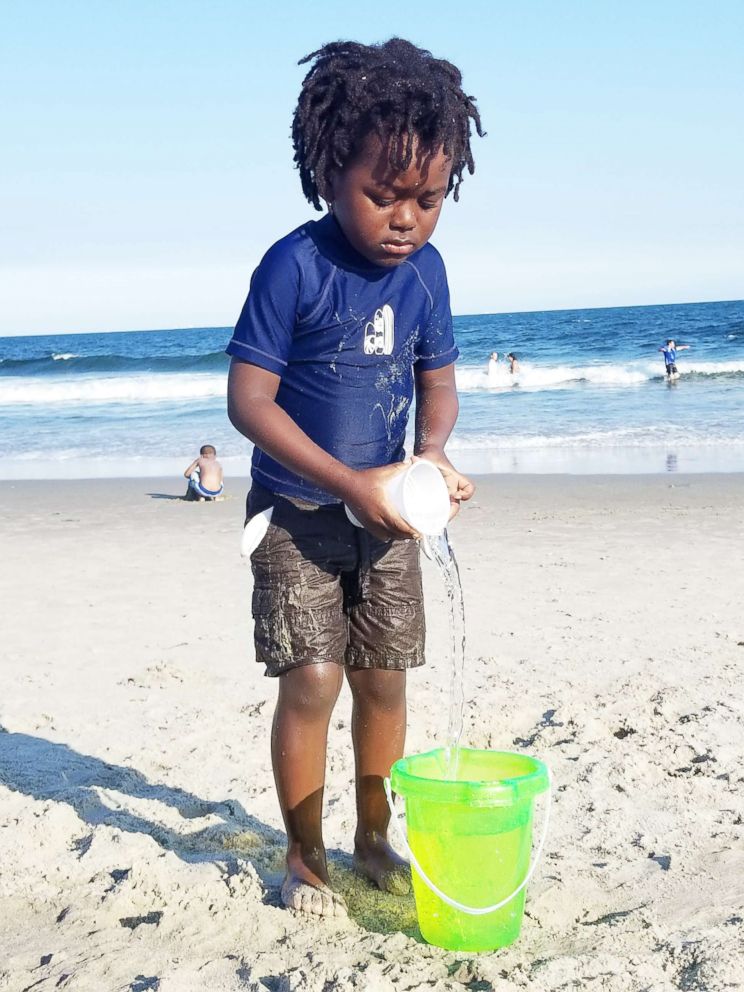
[226,214,458,504]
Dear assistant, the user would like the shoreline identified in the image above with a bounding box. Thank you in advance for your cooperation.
[6,443,744,481]
[4,468,744,485]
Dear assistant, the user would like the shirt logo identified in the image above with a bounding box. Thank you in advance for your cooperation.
[363,304,395,355]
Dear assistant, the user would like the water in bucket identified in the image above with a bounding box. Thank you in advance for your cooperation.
[390,747,549,951]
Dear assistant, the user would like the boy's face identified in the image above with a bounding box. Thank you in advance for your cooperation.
[329,133,453,268]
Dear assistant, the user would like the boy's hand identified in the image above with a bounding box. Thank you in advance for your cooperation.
[414,449,475,522]
[341,463,420,541]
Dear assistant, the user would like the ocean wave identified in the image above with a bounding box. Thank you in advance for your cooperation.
[455,360,744,392]
[447,426,744,450]
[0,373,226,405]
[0,349,230,376]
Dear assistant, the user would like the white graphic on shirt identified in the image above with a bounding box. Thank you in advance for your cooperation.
[363,304,395,355]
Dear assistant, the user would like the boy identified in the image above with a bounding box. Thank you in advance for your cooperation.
[226,38,482,917]
[659,338,691,381]
[183,444,224,501]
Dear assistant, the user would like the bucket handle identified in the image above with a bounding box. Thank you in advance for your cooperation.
[383,766,552,917]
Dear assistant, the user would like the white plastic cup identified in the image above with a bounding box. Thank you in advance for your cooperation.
[345,460,451,536]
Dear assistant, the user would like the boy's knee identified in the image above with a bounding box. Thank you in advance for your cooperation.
[278,662,343,717]
[347,667,406,710]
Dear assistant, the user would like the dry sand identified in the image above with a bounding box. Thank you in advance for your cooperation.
[1,474,743,992]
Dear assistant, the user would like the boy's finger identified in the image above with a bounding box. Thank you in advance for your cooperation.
[457,478,475,499]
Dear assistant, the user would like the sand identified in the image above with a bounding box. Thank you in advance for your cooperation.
[1,474,742,992]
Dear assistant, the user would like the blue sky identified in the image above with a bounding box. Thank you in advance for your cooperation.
[2,0,743,335]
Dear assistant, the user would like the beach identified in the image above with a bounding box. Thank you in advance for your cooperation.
[1,473,743,991]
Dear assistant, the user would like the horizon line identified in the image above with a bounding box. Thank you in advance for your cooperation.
[1,295,742,339]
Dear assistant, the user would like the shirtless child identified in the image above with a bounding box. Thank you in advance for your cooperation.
[183,444,224,501]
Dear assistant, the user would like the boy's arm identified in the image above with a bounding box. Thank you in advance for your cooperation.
[183,459,199,479]
[414,363,475,517]
[227,358,417,540]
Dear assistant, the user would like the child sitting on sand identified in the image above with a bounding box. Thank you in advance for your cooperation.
[183,444,224,501]
[226,38,482,917]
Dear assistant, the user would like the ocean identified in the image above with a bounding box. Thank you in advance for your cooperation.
[2,299,743,479]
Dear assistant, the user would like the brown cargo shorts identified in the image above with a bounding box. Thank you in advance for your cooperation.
[247,484,426,677]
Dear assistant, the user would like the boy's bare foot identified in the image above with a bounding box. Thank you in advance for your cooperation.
[281,851,347,918]
[354,834,411,896]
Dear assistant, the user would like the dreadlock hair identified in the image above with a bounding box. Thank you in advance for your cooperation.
[292,38,484,211]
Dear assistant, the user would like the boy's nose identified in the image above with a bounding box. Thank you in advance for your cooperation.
[389,203,415,231]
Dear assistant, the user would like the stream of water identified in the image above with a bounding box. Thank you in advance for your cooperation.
[428,531,467,778]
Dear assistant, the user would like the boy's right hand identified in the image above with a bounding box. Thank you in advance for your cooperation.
[341,464,419,542]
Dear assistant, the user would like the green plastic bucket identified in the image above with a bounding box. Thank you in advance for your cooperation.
[386,747,550,951]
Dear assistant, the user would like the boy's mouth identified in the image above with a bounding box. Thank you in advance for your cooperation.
[380,240,416,256]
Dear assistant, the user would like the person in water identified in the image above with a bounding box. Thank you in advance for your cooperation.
[183,444,224,501]
[487,351,500,376]
[507,352,520,374]
[226,38,481,917]
[659,339,690,380]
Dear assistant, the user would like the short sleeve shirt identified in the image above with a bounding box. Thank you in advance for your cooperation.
[226,214,458,503]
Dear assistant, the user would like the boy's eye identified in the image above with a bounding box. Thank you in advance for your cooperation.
[419,200,440,210]
[369,194,394,207]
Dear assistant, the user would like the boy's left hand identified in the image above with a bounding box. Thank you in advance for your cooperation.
[414,449,475,522]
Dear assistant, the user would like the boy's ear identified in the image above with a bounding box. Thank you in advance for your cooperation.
[321,169,337,208]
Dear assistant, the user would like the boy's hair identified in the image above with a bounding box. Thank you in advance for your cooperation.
[666,339,674,346]
[200,444,216,456]
[293,38,484,210]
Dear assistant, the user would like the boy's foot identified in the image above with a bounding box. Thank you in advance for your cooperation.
[354,835,411,896]
[281,855,347,918]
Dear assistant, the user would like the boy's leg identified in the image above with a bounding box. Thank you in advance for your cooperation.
[272,662,347,917]
[345,666,411,895]
[343,533,424,895]
[249,490,355,916]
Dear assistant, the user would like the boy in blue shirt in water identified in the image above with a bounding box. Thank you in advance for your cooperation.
[659,338,691,380]
[227,38,483,917]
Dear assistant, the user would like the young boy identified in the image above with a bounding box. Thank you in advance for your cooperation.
[226,38,482,918]
[659,339,691,381]
[183,444,224,501]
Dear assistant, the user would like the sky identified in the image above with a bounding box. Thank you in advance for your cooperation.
[2,0,743,336]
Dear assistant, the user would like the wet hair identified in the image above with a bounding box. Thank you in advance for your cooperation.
[200,444,216,456]
[292,38,484,210]
[507,353,518,361]
[666,339,674,346]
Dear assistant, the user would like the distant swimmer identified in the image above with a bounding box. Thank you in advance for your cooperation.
[487,351,499,376]
[659,339,690,382]
[507,352,520,375]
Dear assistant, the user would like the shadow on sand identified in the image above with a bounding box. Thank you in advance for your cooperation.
[0,726,418,936]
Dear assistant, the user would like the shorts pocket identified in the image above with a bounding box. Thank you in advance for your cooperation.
[251,585,347,668]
